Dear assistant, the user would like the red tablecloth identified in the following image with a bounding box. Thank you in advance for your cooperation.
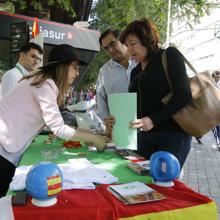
[13,180,217,220]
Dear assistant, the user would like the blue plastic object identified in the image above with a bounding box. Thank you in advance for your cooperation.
[26,161,63,200]
[150,151,180,182]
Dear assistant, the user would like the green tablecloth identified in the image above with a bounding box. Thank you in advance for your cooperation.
[20,135,152,184]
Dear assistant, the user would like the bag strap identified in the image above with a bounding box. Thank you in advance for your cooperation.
[162,49,198,91]
[182,55,198,74]
[162,50,173,92]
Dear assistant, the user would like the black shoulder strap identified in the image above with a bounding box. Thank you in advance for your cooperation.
[162,50,173,92]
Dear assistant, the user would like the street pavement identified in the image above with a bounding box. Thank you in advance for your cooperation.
[181,131,220,219]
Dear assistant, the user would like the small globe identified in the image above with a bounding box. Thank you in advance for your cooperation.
[150,151,180,183]
[26,162,63,201]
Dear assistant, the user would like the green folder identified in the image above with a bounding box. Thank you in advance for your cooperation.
[109,93,137,150]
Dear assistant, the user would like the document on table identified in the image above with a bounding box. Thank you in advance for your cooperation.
[109,93,137,150]
[108,181,166,205]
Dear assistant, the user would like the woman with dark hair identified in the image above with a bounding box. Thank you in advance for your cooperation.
[0,44,108,197]
[120,18,192,169]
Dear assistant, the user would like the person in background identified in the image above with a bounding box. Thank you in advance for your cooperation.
[2,42,43,96]
[96,29,137,137]
[211,70,220,149]
[195,137,203,144]
[212,70,220,87]
[120,18,192,169]
[85,88,94,101]
[79,89,86,101]
[0,44,108,198]
[72,90,79,104]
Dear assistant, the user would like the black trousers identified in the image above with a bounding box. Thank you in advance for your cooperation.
[137,131,192,169]
[0,155,16,198]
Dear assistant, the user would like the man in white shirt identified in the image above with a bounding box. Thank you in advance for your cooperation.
[96,29,136,137]
[2,42,43,96]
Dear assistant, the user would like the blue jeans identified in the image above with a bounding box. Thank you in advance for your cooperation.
[138,131,192,169]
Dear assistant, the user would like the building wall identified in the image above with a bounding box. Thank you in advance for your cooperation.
[170,8,220,72]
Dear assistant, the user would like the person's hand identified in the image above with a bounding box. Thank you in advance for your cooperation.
[104,116,115,139]
[105,126,113,139]
[130,117,154,132]
[104,116,115,128]
[91,134,109,152]
[72,129,109,152]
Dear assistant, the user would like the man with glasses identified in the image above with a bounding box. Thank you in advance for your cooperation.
[96,29,136,137]
[2,42,43,96]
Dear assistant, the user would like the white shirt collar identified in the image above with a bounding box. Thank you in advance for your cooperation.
[15,62,29,76]
[110,58,138,69]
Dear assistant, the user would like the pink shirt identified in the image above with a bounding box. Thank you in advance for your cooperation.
[0,78,75,153]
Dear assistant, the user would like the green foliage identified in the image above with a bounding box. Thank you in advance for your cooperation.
[76,50,109,90]
[80,0,220,90]
[6,0,76,17]
[90,0,220,43]
[171,0,218,26]
[0,60,10,81]
[7,0,219,89]
[89,0,134,31]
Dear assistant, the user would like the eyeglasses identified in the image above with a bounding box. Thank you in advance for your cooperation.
[103,40,117,51]
[30,54,42,63]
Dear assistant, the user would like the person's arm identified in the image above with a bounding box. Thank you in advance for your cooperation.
[35,80,107,151]
[72,128,108,152]
[149,47,192,127]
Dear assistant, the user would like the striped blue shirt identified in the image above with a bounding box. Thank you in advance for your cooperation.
[96,59,137,120]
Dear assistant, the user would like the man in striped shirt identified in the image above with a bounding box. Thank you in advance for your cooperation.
[96,29,136,137]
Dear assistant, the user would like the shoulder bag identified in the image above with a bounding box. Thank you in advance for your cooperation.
[161,50,220,137]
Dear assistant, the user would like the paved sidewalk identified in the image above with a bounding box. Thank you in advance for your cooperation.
[181,131,220,219]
